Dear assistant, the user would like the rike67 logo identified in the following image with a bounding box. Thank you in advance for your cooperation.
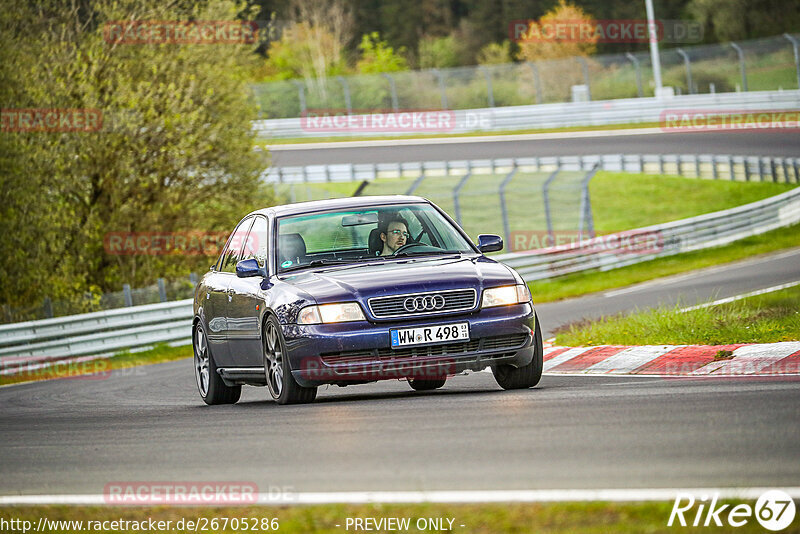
[669,490,796,531]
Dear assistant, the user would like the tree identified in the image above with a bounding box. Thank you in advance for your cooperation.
[516,0,599,62]
[477,41,513,65]
[0,0,272,314]
[356,32,408,73]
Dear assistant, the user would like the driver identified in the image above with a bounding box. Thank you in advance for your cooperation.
[380,216,410,256]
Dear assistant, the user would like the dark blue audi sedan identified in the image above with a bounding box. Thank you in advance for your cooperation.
[193,195,542,405]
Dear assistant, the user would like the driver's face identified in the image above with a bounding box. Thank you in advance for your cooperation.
[382,221,407,253]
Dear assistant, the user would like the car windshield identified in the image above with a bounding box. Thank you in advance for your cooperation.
[276,203,474,273]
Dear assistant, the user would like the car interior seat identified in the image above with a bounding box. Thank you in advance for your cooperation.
[279,233,307,265]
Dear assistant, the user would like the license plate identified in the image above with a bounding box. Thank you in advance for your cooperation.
[390,322,470,348]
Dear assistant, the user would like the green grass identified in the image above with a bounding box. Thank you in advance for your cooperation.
[259,121,663,144]
[554,283,800,346]
[0,343,191,386]
[2,501,792,533]
[530,223,800,304]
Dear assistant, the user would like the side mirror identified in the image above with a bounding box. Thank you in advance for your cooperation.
[478,234,503,253]
[236,258,262,278]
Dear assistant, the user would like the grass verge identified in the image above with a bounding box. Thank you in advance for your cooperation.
[530,223,800,304]
[258,121,663,145]
[2,501,791,533]
[554,284,800,346]
[0,343,191,387]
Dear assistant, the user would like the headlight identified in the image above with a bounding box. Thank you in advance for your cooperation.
[297,303,365,324]
[481,285,531,308]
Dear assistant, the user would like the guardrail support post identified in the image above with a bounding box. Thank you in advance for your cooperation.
[729,155,736,181]
[291,80,306,114]
[526,62,543,105]
[694,154,701,178]
[381,73,400,111]
[784,34,800,89]
[771,159,778,182]
[625,52,644,97]
[432,69,448,109]
[729,42,748,92]
[659,154,665,175]
[758,157,765,182]
[794,158,800,183]
[542,167,561,247]
[123,284,133,307]
[676,48,694,94]
[336,76,352,114]
[479,66,495,108]
[157,278,167,302]
[498,164,519,248]
[453,165,472,226]
[712,156,719,180]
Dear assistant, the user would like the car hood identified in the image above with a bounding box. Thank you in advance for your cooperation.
[279,255,517,305]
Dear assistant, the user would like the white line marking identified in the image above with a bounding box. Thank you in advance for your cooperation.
[679,280,800,312]
[583,345,679,374]
[3,488,800,505]
[265,127,667,151]
[542,347,595,371]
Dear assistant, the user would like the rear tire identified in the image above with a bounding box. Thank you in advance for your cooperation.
[408,377,446,391]
[194,321,241,405]
[263,316,317,405]
[493,316,543,390]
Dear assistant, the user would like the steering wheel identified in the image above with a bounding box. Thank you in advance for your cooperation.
[393,242,425,255]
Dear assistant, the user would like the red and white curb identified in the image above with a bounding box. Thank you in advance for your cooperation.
[541,341,800,377]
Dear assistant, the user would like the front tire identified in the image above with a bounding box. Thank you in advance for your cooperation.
[263,316,317,405]
[194,321,241,405]
[493,316,543,390]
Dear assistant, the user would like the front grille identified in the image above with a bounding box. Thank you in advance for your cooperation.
[368,288,477,318]
[319,333,528,366]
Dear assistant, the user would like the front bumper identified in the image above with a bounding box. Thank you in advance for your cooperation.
[283,303,536,386]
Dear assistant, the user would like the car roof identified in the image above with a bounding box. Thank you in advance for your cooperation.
[246,195,430,218]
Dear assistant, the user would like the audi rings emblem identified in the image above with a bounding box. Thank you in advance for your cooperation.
[403,294,446,312]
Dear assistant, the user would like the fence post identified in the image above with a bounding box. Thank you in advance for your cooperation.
[381,73,400,111]
[406,164,427,195]
[578,163,600,241]
[729,155,736,181]
[676,48,694,94]
[291,80,306,114]
[452,165,473,226]
[625,52,644,97]
[784,34,800,89]
[542,167,561,247]
[43,297,53,319]
[576,56,591,100]
[479,66,495,108]
[336,76,352,114]
[498,164,519,248]
[190,272,197,285]
[526,62,543,105]
[729,42,748,92]
[694,154,701,178]
[123,284,133,307]
[712,156,719,180]
[432,69,448,109]
[157,278,167,302]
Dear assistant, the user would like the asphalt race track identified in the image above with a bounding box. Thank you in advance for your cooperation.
[1,247,799,496]
[267,129,800,166]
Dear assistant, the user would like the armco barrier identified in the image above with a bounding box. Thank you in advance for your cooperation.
[1,161,798,368]
[253,90,800,138]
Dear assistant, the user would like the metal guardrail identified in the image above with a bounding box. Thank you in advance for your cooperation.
[253,90,800,138]
[1,154,798,369]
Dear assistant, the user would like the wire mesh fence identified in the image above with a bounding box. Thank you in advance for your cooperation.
[252,34,800,119]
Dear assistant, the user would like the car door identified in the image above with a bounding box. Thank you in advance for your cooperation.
[205,217,253,368]
[226,215,270,367]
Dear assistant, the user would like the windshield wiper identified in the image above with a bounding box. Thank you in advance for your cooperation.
[393,249,463,258]
[280,257,384,273]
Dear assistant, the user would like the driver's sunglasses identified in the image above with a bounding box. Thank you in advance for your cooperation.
[389,230,410,238]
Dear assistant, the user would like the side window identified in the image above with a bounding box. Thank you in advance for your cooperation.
[219,218,253,273]
[242,216,269,267]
